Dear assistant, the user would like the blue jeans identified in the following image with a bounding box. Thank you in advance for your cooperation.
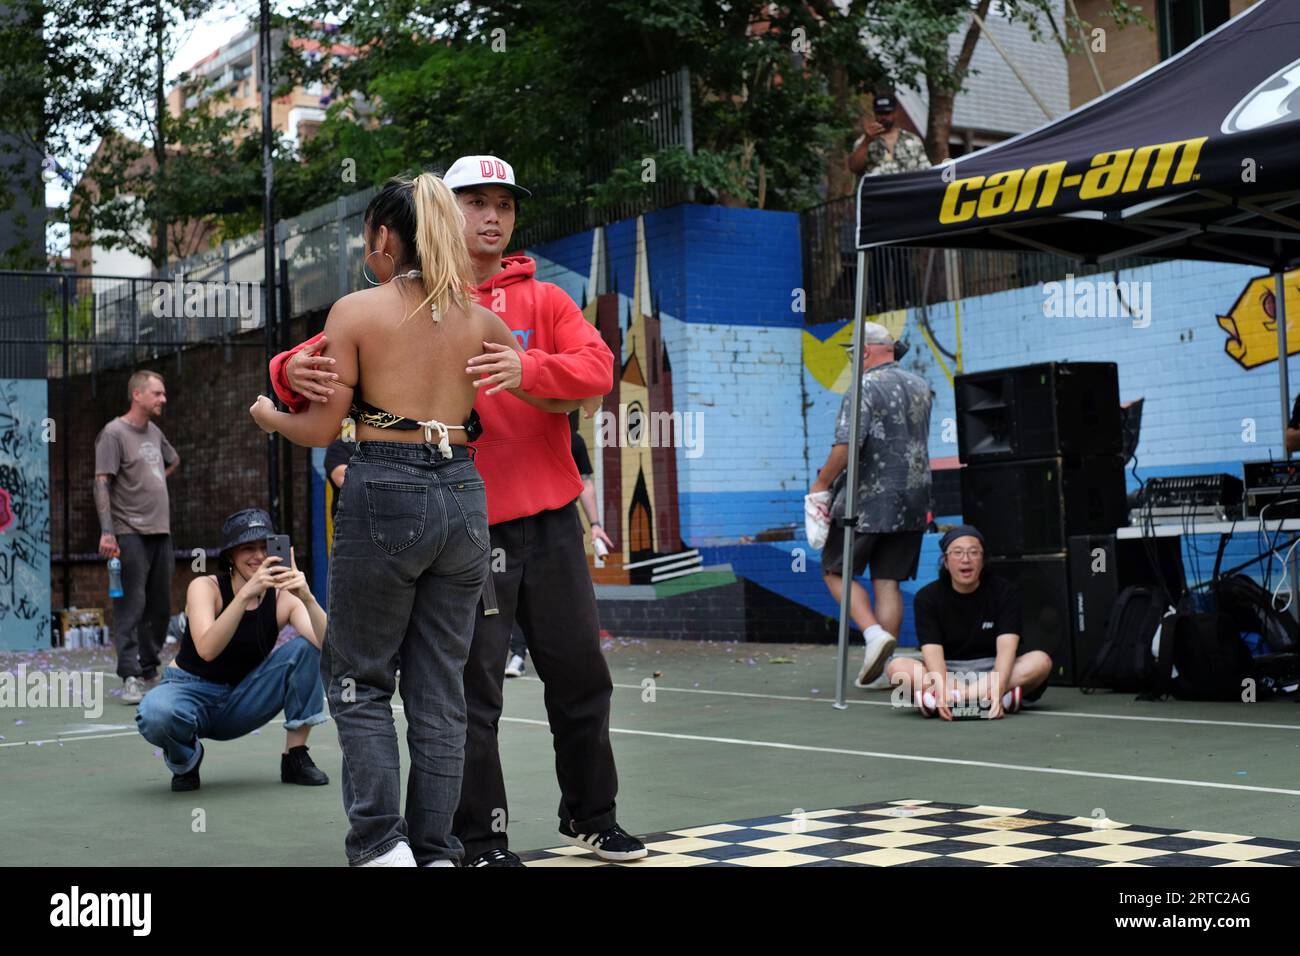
[136,636,328,774]
[323,441,490,866]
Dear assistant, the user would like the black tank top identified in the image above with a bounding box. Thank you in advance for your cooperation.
[175,574,280,686]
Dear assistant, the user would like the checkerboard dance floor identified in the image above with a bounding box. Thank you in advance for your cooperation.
[518,800,1300,867]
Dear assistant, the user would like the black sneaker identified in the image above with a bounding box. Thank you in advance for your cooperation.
[171,743,203,792]
[281,745,330,786]
[465,848,526,867]
[558,822,647,861]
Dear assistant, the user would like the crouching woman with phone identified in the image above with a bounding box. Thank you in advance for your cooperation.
[136,508,330,792]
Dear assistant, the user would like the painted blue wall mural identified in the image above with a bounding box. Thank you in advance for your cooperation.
[535,205,1300,646]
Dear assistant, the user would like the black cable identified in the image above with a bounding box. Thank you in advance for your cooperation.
[1132,454,1176,604]
[915,250,958,363]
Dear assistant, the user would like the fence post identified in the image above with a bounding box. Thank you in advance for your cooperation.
[679,66,694,203]
[222,240,233,363]
[279,255,296,582]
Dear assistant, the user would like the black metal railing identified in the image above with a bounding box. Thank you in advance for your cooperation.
[0,271,269,380]
[799,194,1162,325]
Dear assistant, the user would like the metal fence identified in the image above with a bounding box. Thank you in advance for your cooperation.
[515,67,695,249]
[157,185,375,326]
[800,194,1163,325]
[0,270,271,383]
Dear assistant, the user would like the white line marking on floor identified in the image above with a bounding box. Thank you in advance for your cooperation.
[497,716,1300,797]
[521,677,1300,732]
[0,730,138,748]
[60,724,135,734]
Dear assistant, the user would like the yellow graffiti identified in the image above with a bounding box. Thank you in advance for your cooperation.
[802,309,907,393]
[1218,271,1300,369]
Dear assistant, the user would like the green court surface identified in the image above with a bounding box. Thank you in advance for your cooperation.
[2,639,1298,867]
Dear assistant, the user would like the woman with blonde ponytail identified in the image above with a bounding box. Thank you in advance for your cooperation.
[405,172,477,323]
[249,171,579,867]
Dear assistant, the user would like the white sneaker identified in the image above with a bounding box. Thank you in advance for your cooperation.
[359,843,417,867]
[422,859,456,867]
[504,654,526,678]
[860,670,893,691]
[121,676,145,705]
[854,633,896,688]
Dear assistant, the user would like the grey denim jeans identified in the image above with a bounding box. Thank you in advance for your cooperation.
[322,440,490,866]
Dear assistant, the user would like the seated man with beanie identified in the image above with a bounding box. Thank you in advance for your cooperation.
[885,525,1051,720]
[136,508,330,790]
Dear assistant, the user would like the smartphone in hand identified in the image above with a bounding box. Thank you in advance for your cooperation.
[266,534,292,573]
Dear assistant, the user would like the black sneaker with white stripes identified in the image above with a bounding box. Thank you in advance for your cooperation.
[465,848,526,867]
[558,822,647,861]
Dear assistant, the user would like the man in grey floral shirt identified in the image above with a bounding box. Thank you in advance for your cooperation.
[811,321,933,690]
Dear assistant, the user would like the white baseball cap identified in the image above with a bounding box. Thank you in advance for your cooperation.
[841,321,895,351]
[443,155,531,199]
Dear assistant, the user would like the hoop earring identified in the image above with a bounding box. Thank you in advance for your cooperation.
[362,249,395,286]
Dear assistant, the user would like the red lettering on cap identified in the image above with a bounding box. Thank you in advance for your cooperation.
[479,160,495,178]
[494,160,507,179]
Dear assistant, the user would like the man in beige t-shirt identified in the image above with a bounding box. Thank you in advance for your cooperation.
[94,370,181,704]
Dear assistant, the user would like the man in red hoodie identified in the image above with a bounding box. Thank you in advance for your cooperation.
[269,156,646,866]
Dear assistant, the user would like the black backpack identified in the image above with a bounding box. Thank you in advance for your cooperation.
[1158,612,1259,702]
[1082,586,1174,696]
[1210,574,1299,654]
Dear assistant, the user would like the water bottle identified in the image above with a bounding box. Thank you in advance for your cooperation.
[108,557,124,599]
[592,535,609,569]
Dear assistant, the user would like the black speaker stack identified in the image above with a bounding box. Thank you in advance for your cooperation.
[955,362,1147,685]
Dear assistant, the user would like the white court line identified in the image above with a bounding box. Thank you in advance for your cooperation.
[0,730,138,748]
[544,677,1300,733]
[7,711,1296,799]
[498,715,1300,797]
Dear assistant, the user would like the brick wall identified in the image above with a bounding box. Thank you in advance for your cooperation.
[537,202,1300,646]
[50,315,321,635]
[1068,0,1260,110]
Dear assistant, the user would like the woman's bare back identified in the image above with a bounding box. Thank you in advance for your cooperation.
[343,281,502,443]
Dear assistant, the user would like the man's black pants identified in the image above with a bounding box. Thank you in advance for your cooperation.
[453,502,618,858]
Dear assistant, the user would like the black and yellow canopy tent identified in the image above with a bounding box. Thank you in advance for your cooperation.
[834,0,1300,706]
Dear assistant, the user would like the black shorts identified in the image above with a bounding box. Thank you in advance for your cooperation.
[821,525,923,581]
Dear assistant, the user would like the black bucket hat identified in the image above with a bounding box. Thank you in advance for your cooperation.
[219,508,274,558]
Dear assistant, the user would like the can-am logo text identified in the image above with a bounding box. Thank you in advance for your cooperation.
[937,137,1207,225]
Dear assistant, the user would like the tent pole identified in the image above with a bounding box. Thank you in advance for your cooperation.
[835,250,868,710]
[1276,270,1299,620]
[1279,270,1291,463]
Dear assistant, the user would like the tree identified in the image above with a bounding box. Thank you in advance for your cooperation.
[281,0,887,219]
[0,0,273,272]
[867,0,1149,164]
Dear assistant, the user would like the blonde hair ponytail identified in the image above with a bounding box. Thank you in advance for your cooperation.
[409,172,477,322]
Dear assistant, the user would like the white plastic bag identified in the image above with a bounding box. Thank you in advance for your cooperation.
[805,490,832,551]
